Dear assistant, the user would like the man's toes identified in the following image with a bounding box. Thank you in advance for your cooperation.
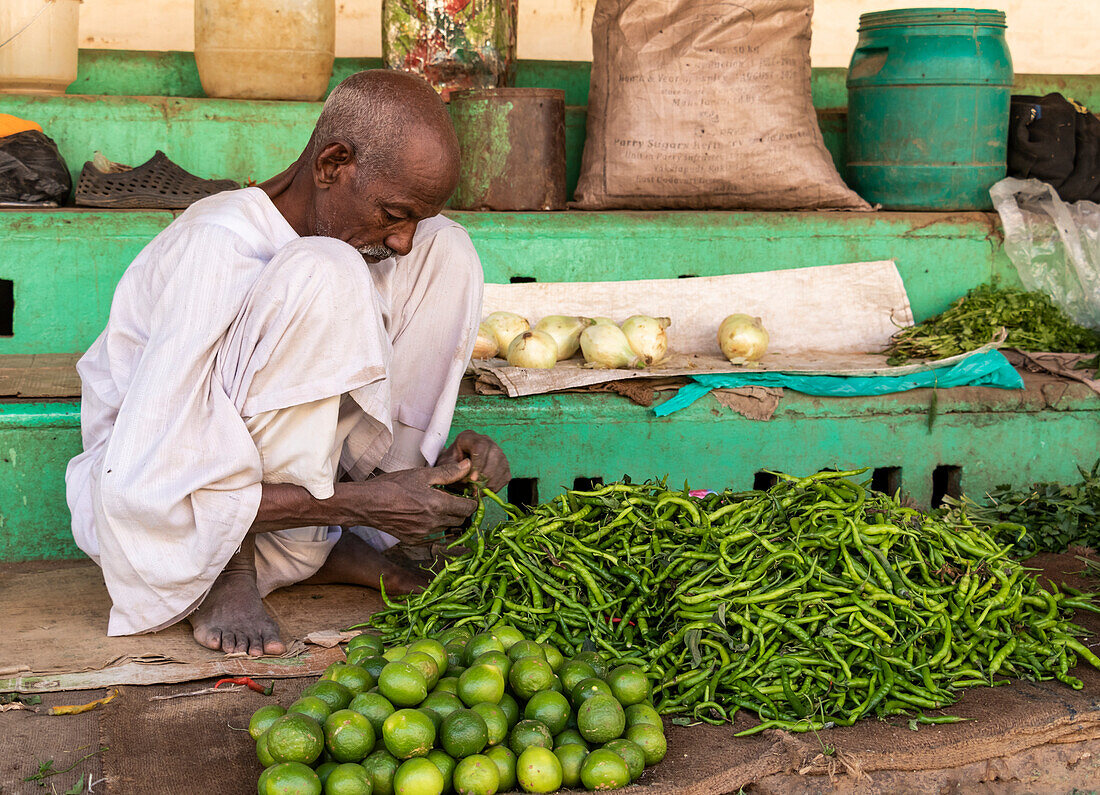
[220,631,240,654]
[192,626,223,651]
[262,631,287,656]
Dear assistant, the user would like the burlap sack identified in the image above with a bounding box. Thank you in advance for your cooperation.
[573,0,870,210]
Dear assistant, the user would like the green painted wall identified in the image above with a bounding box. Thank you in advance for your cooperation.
[0,208,1018,355]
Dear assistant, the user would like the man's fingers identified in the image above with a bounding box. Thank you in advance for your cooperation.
[429,458,473,486]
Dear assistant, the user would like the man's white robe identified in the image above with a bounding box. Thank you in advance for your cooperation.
[65,188,482,635]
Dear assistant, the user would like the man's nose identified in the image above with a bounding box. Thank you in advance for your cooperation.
[385,221,418,257]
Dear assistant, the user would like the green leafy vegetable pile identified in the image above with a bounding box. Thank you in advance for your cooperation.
[369,471,1100,733]
[886,285,1100,365]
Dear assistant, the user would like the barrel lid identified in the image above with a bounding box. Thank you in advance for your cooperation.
[859,8,1006,29]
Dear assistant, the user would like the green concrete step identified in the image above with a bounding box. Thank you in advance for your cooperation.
[0,208,1017,354]
[3,370,1098,562]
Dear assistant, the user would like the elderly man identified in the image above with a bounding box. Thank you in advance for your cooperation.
[65,70,510,657]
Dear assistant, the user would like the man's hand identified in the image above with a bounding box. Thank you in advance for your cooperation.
[435,430,511,491]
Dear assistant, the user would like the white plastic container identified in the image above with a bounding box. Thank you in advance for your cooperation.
[194,0,335,101]
[0,0,82,95]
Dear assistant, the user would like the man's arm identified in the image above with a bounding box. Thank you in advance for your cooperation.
[250,459,477,541]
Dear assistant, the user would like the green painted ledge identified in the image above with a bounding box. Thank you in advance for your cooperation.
[0,208,1018,354]
[3,375,1098,561]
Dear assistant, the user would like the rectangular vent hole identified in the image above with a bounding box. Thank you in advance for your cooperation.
[753,471,779,490]
[872,467,902,497]
[509,276,537,283]
[931,465,962,508]
[0,280,12,337]
[508,478,539,509]
[572,476,603,491]
[677,274,698,279]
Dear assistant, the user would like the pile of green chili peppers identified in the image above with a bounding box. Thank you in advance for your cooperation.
[368,470,1100,733]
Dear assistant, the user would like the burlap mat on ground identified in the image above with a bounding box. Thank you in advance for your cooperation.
[0,560,383,693]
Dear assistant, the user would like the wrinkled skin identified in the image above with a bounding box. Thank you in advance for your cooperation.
[189,77,511,657]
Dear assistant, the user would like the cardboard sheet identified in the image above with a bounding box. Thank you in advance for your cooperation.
[477,260,919,397]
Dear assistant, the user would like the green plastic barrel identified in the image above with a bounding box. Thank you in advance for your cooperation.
[846,8,1013,210]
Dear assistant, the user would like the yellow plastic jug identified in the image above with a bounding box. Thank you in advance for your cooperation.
[194,0,335,101]
[0,0,82,95]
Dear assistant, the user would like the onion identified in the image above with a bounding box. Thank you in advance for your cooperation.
[621,315,671,366]
[534,315,595,360]
[580,323,644,369]
[483,311,530,353]
[506,330,558,369]
[718,314,769,363]
[592,317,617,326]
[472,322,499,359]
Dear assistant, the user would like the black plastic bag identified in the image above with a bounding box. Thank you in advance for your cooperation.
[1008,93,1100,203]
[0,130,72,205]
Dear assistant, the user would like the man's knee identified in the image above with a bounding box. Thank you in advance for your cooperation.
[258,237,370,305]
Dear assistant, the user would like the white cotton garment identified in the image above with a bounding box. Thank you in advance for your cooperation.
[65,188,483,635]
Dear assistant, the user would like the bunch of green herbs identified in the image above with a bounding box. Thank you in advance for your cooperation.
[886,285,1100,365]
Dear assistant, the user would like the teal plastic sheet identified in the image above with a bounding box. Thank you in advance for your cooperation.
[654,349,1024,416]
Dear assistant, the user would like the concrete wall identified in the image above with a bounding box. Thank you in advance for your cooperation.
[73,0,1098,74]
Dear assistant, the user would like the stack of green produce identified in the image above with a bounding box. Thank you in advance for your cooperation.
[246,630,666,794]
[369,471,1100,734]
[885,284,1100,364]
[941,461,1100,556]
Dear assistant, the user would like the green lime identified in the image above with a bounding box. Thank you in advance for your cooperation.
[506,640,546,662]
[393,757,445,795]
[347,633,385,657]
[362,749,401,795]
[382,645,408,663]
[625,724,667,765]
[558,660,596,693]
[472,651,511,681]
[516,746,563,793]
[402,652,442,690]
[548,676,563,695]
[452,753,499,795]
[483,746,517,792]
[382,709,436,759]
[508,719,553,756]
[288,696,332,726]
[266,713,325,766]
[457,664,505,708]
[440,709,489,758]
[603,738,645,782]
[304,680,354,713]
[378,662,429,707]
[497,693,520,729]
[444,641,468,672]
[256,730,276,768]
[407,639,449,675]
[623,703,662,729]
[490,624,525,651]
[580,748,630,791]
[436,627,472,647]
[323,662,377,696]
[420,691,464,724]
[250,704,287,740]
[351,654,390,681]
[324,709,376,763]
[349,692,396,737]
[523,691,571,736]
[553,743,588,789]
[509,657,555,701]
[470,702,508,747]
[426,749,456,794]
[259,761,321,795]
[605,665,650,707]
[323,762,374,795]
[541,644,565,674]
[570,651,609,680]
[570,678,614,709]
[314,761,339,787]
[553,729,588,749]
[577,695,625,744]
[463,633,505,666]
[433,676,460,696]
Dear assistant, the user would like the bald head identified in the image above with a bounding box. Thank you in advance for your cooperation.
[308,70,460,195]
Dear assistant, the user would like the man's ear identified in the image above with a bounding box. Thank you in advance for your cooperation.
[314,141,356,187]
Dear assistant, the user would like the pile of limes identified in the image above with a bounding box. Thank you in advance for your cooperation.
[247,625,667,794]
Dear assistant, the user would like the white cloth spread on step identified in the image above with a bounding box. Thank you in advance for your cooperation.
[65,188,482,635]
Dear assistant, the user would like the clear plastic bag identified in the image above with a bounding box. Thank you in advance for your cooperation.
[991,177,1100,330]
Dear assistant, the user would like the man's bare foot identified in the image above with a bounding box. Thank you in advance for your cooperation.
[305,531,430,594]
[188,542,286,657]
